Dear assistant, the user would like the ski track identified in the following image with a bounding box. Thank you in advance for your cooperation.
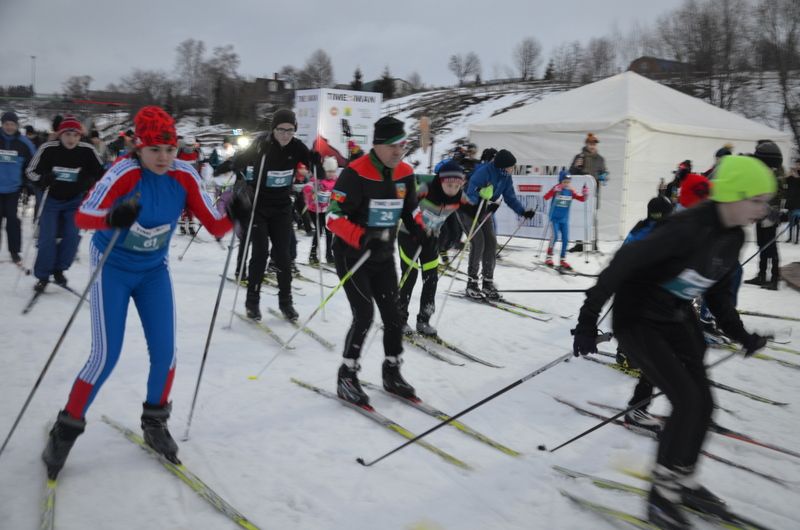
[1,213,799,529]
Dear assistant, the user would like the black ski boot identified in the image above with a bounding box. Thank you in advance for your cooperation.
[141,402,180,464]
[34,278,49,293]
[245,294,261,321]
[416,320,437,337]
[648,466,691,529]
[308,251,319,265]
[743,273,765,286]
[466,278,482,299]
[337,361,369,406]
[42,410,86,480]
[279,298,299,322]
[325,251,335,264]
[482,279,500,300]
[382,356,417,400]
[676,465,726,516]
[53,270,67,287]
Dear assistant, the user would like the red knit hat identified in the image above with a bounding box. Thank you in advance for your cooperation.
[57,115,82,135]
[134,106,177,148]
[679,173,711,208]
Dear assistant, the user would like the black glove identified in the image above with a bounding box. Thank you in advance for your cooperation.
[106,197,141,229]
[741,333,770,357]
[360,228,392,252]
[522,208,536,219]
[571,327,599,357]
[486,202,500,214]
[225,180,253,225]
[409,222,433,245]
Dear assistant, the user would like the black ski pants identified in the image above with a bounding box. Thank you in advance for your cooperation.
[397,231,440,324]
[334,246,403,361]
[755,223,779,282]
[0,190,21,256]
[616,317,712,471]
[247,205,293,305]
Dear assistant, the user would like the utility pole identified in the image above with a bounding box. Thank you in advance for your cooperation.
[30,55,36,96]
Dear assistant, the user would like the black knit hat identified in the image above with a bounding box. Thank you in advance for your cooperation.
[271,109,297,129]
[715,147,732,158]
[647,196,673,220]
[373,116,406,145]
[1,111,19,124]
[754,140,783,170]
[493,149,517,169]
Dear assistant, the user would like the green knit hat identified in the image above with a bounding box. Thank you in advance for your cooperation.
[710,155,776,203]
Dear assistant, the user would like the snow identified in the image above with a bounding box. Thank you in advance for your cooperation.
[1,211,799,529]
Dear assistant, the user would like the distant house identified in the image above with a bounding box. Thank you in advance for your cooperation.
[628,56,694,78]
[362,78,413,97]
[251,74,294,107]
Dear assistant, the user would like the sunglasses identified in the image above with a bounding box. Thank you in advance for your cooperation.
[275,127,296,134]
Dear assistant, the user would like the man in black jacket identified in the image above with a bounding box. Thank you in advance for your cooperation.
[233,109,310,321]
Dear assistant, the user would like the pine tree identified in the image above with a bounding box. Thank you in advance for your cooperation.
[351,68,363,91]
[376,66,394,100]
[543,60,555,81]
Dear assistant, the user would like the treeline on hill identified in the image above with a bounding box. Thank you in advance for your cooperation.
[11,0,796,144]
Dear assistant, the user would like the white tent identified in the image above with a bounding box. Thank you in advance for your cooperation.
[469,71,794,240]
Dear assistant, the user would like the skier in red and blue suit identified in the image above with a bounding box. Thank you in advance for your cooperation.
[42,106,246,479]
[543,173,587,270]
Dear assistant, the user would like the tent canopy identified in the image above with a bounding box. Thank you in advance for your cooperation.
[470,71,794,239]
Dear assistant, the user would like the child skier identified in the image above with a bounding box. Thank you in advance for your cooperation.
[303,156,337,264]
[26,115,104,290]
[398,160,464,336]
[573,155,774,529]
[41,106,247,479]
[542,174,588,270]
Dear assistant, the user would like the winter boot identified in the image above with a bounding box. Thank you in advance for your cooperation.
[337,360,369,406]
[743,273,765,286]
[624,408,663,434]
[648,465,691,529]
[482,278,500,300]
[416,320,437,337]
[676,465,727,516]
[53,270,67,287]
[279,298,299,321]
[42,410,86,480]
[141,402,180,464]
[382,356,417,400]
[34,278,49,293]
[466,277,483,299]
[559,259,573,271]
[245,293,261,321]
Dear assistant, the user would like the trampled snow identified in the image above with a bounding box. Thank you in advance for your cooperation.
[1,212,799,529]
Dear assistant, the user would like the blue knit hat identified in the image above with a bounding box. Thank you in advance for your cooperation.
[437,160,465,180]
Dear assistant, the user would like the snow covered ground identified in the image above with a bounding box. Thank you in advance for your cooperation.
[1,210,799,530]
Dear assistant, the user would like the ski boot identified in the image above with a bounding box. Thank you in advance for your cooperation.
[325,252,335,264]
[245,294,262,321]
[266,261,280,276]
[308,251,319,265]
[11,252,22,265]
[337,360,369,406]
[648,465,691,529]
[34,278,49,293]
[382,355,417,400]
[743,273,764,286]
[545,250,554,267]
[624,408,663,434]
[482,279,500,300]
[466,278,483,299]
[42,410,86,480]
[568,241,584,253]
[279,299,299,322]
[290,261,300,276]
[416,320,437,337]
[761,278,778,291]
[401,322,414,336]
[141,402,180,464]
[559,259,573,271]
[188,224,196,236]
[676,465,726,516]
[53,270,67,287]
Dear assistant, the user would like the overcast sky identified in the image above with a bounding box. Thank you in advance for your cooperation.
[0,0,688,94]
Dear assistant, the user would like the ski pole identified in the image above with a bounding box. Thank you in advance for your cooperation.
[0,228,122,459]
[398,244,423,289]
[535,214,552,259]
[182,228,237,441]
[226,153,267,329]
[283,249,372,349]
[433,199,486,331]
[177,225,204,261]
[14,186,50,288]
[542,349,739,453]
[583,186,589,264]
[356,351,573,468]
[495,216,527,258]
[496,289,587,293]
[311,164,326,322]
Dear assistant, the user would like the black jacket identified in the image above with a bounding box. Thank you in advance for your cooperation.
[26,141,104,200]
[577,201,748,343]
[232,133,311,210]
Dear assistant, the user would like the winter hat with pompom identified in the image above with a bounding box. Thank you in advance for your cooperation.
[322,156,338,172]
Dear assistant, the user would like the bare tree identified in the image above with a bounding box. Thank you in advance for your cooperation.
[279,65,300,88]
[297,49,335,88]
[119,69,175,106]
[550,41,583,83]
[407,71,423,91]
[63,75,93,98]
[464,52,481,84]
[174,39,206,95]
[514,37,543,80]
[448,54,467,85]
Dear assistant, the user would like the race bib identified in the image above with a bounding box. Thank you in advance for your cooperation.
[265,169,293,188]
[554,195,572,208]
[121,222,171,252]
[53,166,81,183]
[315,191,331,208]
[0,149,18,164]
[421,208,450,232]
[245,166,254,181]
[367,198,403,227]
[660,269,715,300]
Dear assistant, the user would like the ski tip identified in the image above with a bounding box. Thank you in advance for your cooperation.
[537,444,548,451]
[355,457,367,466]
[247,375,259,380]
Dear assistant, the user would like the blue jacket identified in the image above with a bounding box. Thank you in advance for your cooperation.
[0,132,36,193]
[465,163,525,215]
[623,219,657,245]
